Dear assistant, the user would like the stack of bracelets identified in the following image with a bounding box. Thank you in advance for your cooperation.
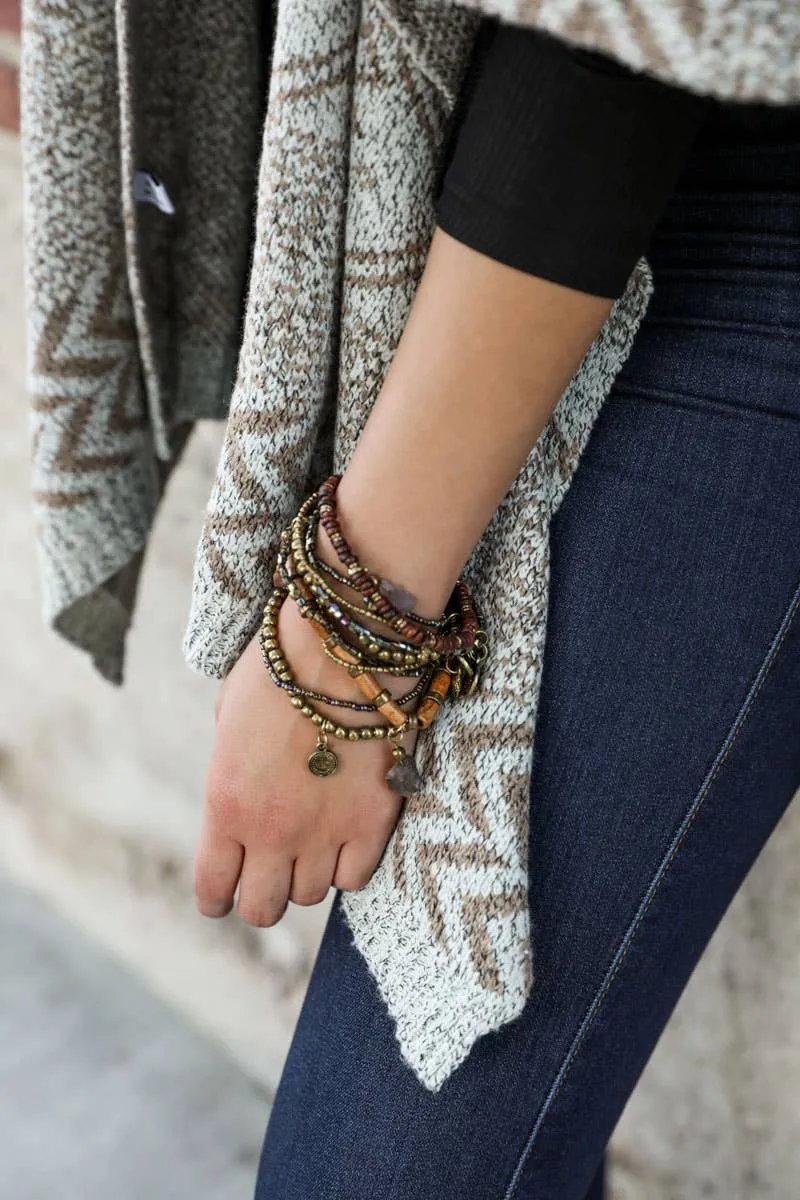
[259,474,489,795]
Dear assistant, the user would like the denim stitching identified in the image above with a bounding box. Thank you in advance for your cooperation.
[504,572,800,1200]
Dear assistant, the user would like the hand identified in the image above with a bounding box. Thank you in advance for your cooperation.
[193,595,415,927]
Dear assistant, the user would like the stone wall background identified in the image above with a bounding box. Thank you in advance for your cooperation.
[2,23,800,1193]
[0,114,329,1091]
[0,0,19,133]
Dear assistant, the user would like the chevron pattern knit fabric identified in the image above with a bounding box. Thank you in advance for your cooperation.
[22,0,800,1091]
[182,0,654,1091]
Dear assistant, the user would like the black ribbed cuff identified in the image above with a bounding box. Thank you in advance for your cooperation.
[435,23,707,298]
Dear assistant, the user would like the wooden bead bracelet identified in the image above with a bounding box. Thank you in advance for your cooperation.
[260,587,447,792]
[259,480,489,794]
[276,537,435,674]
[300,505,442,631]
[316,475,481,655]
[286,494,445,665]
[259,590,430,712]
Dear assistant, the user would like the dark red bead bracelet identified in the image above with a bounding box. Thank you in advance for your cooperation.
[316,474,481,656]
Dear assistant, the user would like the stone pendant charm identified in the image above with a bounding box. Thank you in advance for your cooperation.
[378,575,417,615]
[385,746,423,795]
[308,733,338,778]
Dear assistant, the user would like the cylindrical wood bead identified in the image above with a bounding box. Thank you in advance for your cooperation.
[329,641,360,668]
[377,697,408,728]
[351,671,386,703]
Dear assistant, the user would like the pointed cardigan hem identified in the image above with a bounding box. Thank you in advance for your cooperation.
[340,882,532,1093]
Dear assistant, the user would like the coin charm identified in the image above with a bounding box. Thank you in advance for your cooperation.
[307,734,339,778]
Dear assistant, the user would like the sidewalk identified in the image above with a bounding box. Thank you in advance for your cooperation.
[0,870,270,1200]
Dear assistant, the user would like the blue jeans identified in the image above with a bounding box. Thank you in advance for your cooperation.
[255,107,800,1199]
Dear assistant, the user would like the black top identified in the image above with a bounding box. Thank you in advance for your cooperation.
[434,20,709,298]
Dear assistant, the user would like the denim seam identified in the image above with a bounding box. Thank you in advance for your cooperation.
[503,570,800,1200]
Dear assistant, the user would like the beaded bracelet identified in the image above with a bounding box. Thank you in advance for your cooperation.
[300,506,442,632]
[278,572,450,732]
[259,592,431,712]
[286,495,446,663]
[261,588,445,791]
[259,479,489,794]
[316,475,481,655]
[288,489,480,664]
[276,538,434,673]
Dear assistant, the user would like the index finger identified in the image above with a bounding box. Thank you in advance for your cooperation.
[194,808,245,918]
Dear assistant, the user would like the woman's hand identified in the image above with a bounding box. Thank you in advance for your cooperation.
[193,593,412,927]
[193,229,615,930]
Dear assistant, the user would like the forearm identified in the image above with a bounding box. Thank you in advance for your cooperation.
[325,226,613,617]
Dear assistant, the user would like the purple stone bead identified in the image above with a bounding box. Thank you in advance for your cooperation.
[379,576,417,614]
[385,752,423,796]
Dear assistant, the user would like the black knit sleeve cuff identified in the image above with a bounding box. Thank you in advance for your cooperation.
[434,22,708,299]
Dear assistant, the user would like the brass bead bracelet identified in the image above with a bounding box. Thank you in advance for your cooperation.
[286,500,444,665]
[260,587,429,791]
[316,475,481,655]
[277,571,455,739]
[259,590,431,712]
[276,539,437,673]
[279,539,463,683]
[289,492,458,659]
[260,482,491,794]
[283,524,453,673]
[298,505,442,631]
[280,522,484,735]
[282,551,472,710]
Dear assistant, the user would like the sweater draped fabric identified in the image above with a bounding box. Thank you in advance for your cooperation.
[21,0,800,1090]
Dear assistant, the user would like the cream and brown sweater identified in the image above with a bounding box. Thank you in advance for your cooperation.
[21,0,800,1090]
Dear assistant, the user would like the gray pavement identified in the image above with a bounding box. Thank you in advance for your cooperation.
[0,871,271,1200]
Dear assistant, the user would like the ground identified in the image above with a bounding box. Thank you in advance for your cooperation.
[0,871,269,1200]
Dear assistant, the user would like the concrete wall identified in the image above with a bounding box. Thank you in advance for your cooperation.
[0,0,20,134]
[0,126,330,1092]
[3,64,800,1194]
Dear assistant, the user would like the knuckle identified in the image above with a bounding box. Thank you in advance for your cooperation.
[206,774,297,851]
[194,869,230,909]
[238,900,286,929]
[195,896,231,918]
[205,773,243,830]
[193,866,220,904]
[256,804,297,851]
[291,886,330,907]
[193,854,237,916]
[335,867,374,893]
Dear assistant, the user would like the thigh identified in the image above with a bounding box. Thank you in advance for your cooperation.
[256,136,800,1200]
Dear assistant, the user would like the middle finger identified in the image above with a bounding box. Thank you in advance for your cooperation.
[237,850,294,927]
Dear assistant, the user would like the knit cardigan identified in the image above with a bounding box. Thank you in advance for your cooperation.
[21,0,800,1091]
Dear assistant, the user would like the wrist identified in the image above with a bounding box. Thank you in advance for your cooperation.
[320,475,459,620]
[313,520,451,636]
